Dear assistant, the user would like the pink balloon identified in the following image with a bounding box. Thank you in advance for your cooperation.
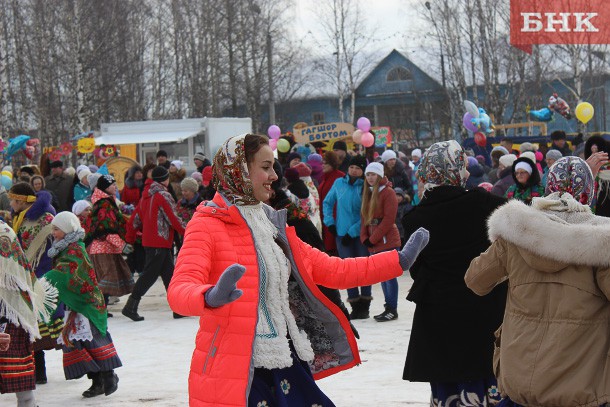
[269,138,278,150]
[462,113,478,132]
[268,125,281,140]
[352,129,363,144]
[361,132,374,147]
[357,117,371,132]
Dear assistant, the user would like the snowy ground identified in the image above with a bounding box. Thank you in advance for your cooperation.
[1,274,430,406]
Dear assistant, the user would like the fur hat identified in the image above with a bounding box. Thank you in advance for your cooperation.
[333,140,347,152]
[194,152,206,162]
[170,160,183,170]
[96,174,115,192]
[52,211,82,234]
[380,150,397,163]
[350,155,367,173]
[499,154,518,168]
[152,166,169,182]
[365,162,384,178]
[201,166,213,187]
[180,177,199,194]
[72,200,91,216]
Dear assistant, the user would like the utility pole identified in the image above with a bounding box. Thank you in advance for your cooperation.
[267,32,275,125]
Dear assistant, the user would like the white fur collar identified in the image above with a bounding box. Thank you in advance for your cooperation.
[488,194,610,267]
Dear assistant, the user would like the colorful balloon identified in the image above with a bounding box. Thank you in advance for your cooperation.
[352,129,363,144]
[474,132,487,147]
[277,138,290,153]
[269,138,278,150]
[463,112,478,133]
[529,107,553,122]
[471,108,494,134]
[268,125,281,140]
[464,100,479,118]
[575,102,594,124]
[357,117,371,132]
[361,132,374,147]
[548,93,571,120]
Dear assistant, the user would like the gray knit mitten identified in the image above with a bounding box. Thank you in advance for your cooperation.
[398,227,430,271]
[204,264,246,308]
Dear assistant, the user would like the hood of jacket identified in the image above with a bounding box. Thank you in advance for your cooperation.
[124,166,143,189]
[25,190,56,220]
[488,193,610,270]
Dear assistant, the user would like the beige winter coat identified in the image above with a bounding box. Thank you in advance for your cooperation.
[465,193,610,407]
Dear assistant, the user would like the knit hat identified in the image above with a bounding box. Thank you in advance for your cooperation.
[519,142,535,153]
[64,167,75,178]
[467,156,479,169]
[87,173,102,190]
[72,200,91,216]
[546,150,563,161]
[194,152,206,162]
[96,174,115,192]
[88,165,98,173]
[478,182,493,192]
[180,177,199,194]
[515,161,532,174]
[76,164,88,174]
[350,155,367,173]
[534,151,543,162]
[520,151,536,162]
[333,140,347,152]
[365,162,384,178]
[52,211,82,234]
[491,145,510,155]
[77,168,91,182]
[286,152,301,165]
[190,171,203,183]
[499,154,517,168]
[152,166,169,182]
[293,162,312,177]
[201,166,213,187]
[49,160,63,169]
[170,160,183,170]
[411,148,422,158]
[307,153,322,163]
[380,150,397,163]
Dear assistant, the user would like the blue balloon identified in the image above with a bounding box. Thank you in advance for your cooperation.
[529,107,552,122]
[5,135,30,161]
[1,175,12,190]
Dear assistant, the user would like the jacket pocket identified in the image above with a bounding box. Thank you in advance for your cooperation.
[202,325,222,375]
[493,325,502,378]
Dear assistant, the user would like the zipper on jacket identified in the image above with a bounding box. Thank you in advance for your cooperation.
[202,325,220,374]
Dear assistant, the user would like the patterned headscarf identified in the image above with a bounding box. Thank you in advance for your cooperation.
[212,134,259,206]
[417,140,468,191]
[545,156,594,205]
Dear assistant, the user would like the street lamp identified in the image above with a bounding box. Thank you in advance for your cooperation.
[425,1,446,89]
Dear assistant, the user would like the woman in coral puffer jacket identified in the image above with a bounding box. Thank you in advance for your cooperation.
[168,133,429,407]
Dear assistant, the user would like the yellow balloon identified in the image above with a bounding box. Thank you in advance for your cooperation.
[1,170,12,179]
[575,102,594,124]
[277,139,290,153]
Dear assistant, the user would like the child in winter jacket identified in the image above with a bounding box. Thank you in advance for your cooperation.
[167,133,429,407]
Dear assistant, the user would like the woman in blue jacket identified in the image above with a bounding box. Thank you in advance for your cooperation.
[323,155,373,319]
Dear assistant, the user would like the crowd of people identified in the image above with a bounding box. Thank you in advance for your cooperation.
[0,130,609,406]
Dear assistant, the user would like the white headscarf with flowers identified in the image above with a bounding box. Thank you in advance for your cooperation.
[417,140,468,192]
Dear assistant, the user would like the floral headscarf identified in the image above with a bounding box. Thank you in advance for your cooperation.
[417,140,468,191]
[545,156,594,205]
[212,133,259,206]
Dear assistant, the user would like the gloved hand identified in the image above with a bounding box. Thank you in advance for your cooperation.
[398,227,429,271]
[204,264,246,308]
[122,244,134,255]
[362,238,374,248]
[328,225,337,236]
[341,234,354,246]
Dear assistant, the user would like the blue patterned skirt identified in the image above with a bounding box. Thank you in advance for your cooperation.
[431,377,501,406]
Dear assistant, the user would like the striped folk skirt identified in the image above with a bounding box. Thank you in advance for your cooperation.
[0,324,35,394]
[90,253,135,297]
[62,323,122,380]
[32,317,63,352]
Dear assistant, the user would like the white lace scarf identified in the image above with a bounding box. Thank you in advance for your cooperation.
[237,203,314,369]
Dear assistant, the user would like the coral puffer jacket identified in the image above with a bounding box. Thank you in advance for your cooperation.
[168,193,402,407]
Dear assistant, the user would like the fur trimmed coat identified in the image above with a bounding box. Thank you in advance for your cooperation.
[466,194,610,407]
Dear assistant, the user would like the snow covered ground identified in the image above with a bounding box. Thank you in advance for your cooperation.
[1,274,430,406]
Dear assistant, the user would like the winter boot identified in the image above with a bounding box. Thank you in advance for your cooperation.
[82,372,105,398]
[354,296,372,319]
[102,370,119,396]
[347,296,361,319]
[34,350,47,384]
[374,305,398,322]
[121,296,144,321]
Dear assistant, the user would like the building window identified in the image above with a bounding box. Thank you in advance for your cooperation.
[312,112,325,125]
[386,67,412,82]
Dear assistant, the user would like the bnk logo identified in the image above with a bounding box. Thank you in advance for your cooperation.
[510,0,610,53]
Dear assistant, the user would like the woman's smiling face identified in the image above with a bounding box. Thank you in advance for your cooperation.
[247,145,278,202]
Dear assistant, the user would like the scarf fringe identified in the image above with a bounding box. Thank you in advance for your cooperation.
[37,277,59,323]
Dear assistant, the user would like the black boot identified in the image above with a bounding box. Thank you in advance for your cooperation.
[173,312,186,319]
[121,296,144,321]
[347,296,361,319]
[374,305,398,322]
[102,370,119,396]
[352,296,371,320]
[34,350,47,384]
[82,372,104,398]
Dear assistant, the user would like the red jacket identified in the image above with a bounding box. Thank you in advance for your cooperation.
[127,180,185,248]
[167,193,402,406]
[360,179,402,253]
[120,185,141,206]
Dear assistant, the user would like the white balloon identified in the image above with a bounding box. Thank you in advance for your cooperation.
[464,100,480,118]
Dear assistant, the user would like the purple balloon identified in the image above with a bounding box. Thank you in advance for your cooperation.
[268,125,281,140]
[357,117,371,132]
[462,112,478,133]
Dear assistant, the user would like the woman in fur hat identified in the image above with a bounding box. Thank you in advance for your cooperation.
[167,134,429,406]
[401,140,507,406]
[466,156,610,407]
[45,212,121,398]
[504,156,544,205]
[84,175,135,309]
[0,220,57,407]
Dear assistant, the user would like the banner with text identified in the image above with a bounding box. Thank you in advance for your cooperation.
[293,123,355,144]
[510,0,610,54]
[372,127,392,146]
